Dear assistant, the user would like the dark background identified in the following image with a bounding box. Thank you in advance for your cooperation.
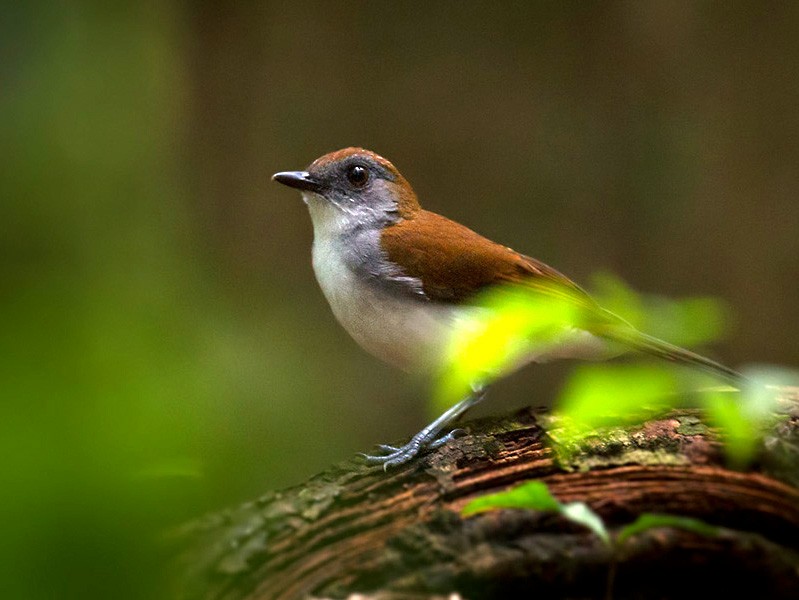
[2,2,798,598]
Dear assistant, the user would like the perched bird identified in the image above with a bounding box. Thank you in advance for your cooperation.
[273,148,739,468]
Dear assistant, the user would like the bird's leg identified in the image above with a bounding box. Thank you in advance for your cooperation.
[361,387,486,469]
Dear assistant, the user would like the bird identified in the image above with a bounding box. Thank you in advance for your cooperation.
[272,147,740,468]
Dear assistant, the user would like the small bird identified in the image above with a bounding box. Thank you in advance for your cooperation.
[273,147,740,468]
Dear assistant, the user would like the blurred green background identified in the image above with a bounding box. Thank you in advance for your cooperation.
[2,2,798,598]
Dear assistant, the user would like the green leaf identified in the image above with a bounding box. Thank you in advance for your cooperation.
[589,272,645,330]
[462,481,610,546]
[433,284,584,411]
[461,481,560,516]
[555,363,679,434]
[703,390,758,469]
[590,272,729,348]
[617,513,720,545]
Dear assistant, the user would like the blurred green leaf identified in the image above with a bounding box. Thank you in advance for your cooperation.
[704,391,758,469]
[616,513,720,545]
[462,480,610,544]
[590,272,729,348]
[433,273,731,414]
[462,481,560,515]
[589,272,646,329]
[555,363,678,433]
[434,283,585,410]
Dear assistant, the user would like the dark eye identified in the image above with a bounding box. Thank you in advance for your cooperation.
[346,164,369,187]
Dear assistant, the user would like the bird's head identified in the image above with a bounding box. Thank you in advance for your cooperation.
[273,148,421,235]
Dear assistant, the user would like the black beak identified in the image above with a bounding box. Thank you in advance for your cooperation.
[272,171,322,193]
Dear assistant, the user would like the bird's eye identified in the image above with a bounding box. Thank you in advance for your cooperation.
[346,164,369,187]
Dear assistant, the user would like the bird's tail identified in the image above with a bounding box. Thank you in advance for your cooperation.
[596,324,742,384]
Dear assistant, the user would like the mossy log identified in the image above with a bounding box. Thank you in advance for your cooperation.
[173,387,799,600]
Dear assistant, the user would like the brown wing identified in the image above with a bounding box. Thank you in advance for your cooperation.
[380,210,597,308]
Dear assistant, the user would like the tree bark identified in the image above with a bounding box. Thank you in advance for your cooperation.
[172,387,799,600]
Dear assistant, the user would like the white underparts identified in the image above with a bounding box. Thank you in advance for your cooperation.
[303,192,610,376]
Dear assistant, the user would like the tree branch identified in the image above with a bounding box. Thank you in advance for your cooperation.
[173,387,799,600]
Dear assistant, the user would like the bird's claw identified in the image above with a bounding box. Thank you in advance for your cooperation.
[429,428,466,449]
[359,428,465,470]
[376,444,400,453]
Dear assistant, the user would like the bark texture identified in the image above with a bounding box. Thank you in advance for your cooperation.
[173,388,799,600]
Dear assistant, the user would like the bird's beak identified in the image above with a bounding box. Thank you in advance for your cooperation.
[272,171,323,193]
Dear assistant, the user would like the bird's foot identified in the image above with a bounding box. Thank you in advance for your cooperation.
[360,428,466,470]
[359,389,486,470]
